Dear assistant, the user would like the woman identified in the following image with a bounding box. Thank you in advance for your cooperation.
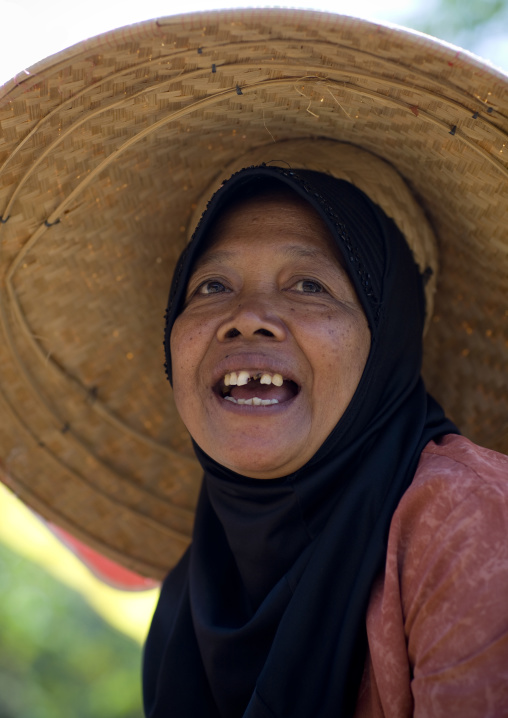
[143,163,508,717]
[0,8,507,718]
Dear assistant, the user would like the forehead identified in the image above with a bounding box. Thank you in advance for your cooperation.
[194,192,345,268]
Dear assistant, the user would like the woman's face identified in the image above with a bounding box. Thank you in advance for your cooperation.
[170,192,371,478]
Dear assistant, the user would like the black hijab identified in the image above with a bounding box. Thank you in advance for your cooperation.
[143,166,457,717]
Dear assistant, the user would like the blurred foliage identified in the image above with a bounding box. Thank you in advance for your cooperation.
[0,541,143,718]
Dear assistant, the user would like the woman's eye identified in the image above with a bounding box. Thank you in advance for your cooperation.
[293,279,325,293]
[197,280,228,295]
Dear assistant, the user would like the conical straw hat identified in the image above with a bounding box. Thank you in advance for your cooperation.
[0,9,506,578]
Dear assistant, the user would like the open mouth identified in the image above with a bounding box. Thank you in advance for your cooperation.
[217,370,299,406]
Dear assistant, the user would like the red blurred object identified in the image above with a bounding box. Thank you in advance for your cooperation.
[48,523,159,591]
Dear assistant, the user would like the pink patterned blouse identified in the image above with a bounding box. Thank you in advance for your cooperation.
[355,434,508,717]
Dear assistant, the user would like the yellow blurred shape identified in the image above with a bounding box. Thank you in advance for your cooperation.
[0,483,159,643]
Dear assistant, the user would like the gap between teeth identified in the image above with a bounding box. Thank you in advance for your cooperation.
[224,371,284,387]
[224,396,279,406]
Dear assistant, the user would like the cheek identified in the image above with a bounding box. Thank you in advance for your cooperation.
[169,317,203,410]
[318,311,370,353]
[169,311,220,424]
[170,315,203,370]
[315,314,370,393]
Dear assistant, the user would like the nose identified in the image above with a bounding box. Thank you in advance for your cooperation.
[216,299,287,342]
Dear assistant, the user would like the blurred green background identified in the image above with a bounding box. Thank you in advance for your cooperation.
[0,540,143,718]
[0,1,506,717]
[0,483,158,718]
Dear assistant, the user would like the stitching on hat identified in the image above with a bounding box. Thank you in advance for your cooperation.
[422,266,433,285]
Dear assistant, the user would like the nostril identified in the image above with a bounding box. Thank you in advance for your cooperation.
[221,326,277,340]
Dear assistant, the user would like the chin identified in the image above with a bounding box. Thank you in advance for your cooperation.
[192,419,318,478]
[209,445,303,480]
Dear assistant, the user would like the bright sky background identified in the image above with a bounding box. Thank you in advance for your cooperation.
[1,0,494,85]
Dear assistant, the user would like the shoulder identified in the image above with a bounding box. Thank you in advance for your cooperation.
[416,433,508,490]
[391,434,508,551]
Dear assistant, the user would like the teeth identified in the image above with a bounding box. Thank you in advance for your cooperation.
[224,396,279,406]
[223,370,286,386]
[237,371,250,386]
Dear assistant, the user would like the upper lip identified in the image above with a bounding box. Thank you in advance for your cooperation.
[210,352,301,388]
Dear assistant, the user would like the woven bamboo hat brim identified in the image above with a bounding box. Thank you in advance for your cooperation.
[0,9,507,579]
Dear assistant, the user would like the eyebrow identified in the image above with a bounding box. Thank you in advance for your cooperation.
[193,249,235,270]
[194,243,341,271]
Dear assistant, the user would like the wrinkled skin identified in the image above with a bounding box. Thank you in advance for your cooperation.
[170,193,371,479]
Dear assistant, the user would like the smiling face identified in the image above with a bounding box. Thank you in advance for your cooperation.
[170,189,371,479]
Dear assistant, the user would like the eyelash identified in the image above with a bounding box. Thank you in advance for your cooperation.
[292,279,325,294]
[193,277,326,297]
[196,279,229,295]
